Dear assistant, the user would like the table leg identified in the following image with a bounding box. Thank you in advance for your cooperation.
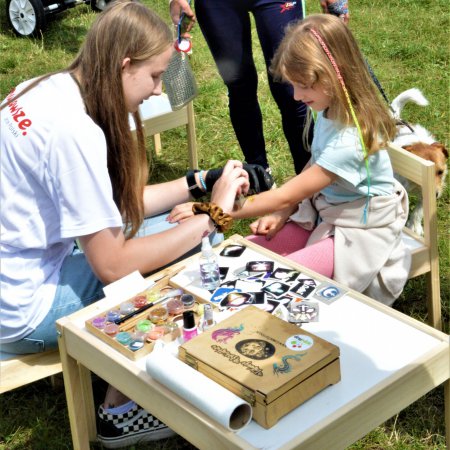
[57,319,92,450]
[445,378,449,450]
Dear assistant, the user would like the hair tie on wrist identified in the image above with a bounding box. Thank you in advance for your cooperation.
[192,202,233,233]
[198,170,208,192]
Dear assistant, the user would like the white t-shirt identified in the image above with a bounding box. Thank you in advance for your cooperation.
[0,73,123,343]
[311,111,394,204]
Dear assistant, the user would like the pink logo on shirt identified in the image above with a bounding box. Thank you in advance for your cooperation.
[6,89,32,136]
[280,2,296,13]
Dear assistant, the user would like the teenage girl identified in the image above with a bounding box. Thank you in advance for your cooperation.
[232,14,411,305]
[0,1,248,447]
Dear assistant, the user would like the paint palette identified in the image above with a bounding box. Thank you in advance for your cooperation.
[85,278,204,360]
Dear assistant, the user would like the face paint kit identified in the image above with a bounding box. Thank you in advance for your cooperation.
[179,305,340,429]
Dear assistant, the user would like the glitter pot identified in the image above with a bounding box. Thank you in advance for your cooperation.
[147,326,166,341]
[149,306,168,324]
[116,331,133,345]
[181,294,195,310]
[136,319,153,333]
[106,310,121,323]
[132,295,148,308]
[92,316,106,329]
[119,302,135,315]
[166,298,184,316]
[104,323,119,337]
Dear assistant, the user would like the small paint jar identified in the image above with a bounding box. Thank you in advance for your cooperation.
[119,302,135,315]
[129,340,145,352]
[132,295,148,309]
[116,331,133,345]
[136,319,153,333]
[92,316,106,329]
[130,331,147,342]
[181,294,195,311]
[166,298,184,316]
[106,310,121,323]
[147,326,166,341]
[146,291,160,303]
[163,322,180,341]
[104,323,120,337]
[149,306,168,324]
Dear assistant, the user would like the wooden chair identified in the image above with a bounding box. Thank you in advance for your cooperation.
[130,94,198,169]
[387,142,442,330]
[0,350,62,394]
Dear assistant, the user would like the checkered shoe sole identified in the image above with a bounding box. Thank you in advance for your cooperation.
[97,403,175,449]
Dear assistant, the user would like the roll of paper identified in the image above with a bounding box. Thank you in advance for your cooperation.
[146,350,252,431]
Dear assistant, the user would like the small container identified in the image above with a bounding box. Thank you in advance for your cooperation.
[130,331,147,342]
[129,340,145,352]
[132,295,148,309]
[147,326,166,341]
[92,316,106,329]
[181,294,195,311]
[166,298,184,316]
[136,319,153,333]
[182,310,198,342]
[146,291,160,303]
[106,310,121,323]
[149,306,169,324]
[163,322,180,341]
[116,331,133,345]
[104,323,120,337]
[201,303,215,331]
[119,302,135,315]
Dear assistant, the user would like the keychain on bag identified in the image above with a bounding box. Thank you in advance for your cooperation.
[162,3,198,110]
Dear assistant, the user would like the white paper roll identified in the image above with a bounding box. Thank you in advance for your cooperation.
[146,350,252,431]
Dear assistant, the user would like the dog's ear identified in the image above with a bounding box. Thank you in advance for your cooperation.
[431,142,449,159]
[402,145,414,153]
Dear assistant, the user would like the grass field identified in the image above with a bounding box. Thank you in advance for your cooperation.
[0,0,449,448]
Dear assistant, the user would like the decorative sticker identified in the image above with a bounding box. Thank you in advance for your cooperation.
[211,325,243,343]
[273,353,306,375]
[285,334,314,351]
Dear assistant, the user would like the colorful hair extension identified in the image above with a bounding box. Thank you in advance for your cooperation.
[310,28,370,223]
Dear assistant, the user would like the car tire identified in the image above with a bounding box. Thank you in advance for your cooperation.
[6,0,46,37]
[90,0,109,12]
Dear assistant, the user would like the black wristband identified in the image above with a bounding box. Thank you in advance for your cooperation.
[186,170,204,199]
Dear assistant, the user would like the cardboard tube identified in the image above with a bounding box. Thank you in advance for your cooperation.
[146,350,252,431]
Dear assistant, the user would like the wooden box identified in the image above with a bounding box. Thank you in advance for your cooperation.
[179,306,341,428]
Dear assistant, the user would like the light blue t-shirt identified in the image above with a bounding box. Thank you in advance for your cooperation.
[311,111,394,204]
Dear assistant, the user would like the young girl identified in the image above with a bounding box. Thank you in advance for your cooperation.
[232,14,411,306]
[0,1,248,447]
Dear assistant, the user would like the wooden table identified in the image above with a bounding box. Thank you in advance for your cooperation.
[56,235,450,450]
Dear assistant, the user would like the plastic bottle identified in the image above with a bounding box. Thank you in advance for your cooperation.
[199,236,220,291]
[182,310,198,342]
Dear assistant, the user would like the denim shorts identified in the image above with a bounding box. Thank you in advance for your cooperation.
[2,213,222,355]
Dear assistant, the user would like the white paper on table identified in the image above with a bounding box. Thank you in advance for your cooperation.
[102,270,154,303]
[146,349,252,431]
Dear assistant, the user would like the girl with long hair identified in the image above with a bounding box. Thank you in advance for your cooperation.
[1,1,248,446]
[232,14,411,305]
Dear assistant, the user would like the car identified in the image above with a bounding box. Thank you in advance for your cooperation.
[6,0,109,37]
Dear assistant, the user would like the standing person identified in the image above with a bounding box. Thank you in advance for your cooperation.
[230,14,411,306]
[0,1,248,447]
[169,0,349,174]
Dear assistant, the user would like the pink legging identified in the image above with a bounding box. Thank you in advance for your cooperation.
[246,222,334,278]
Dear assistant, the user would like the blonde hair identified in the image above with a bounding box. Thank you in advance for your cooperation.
[272,14,396,154]
[1,0,173,237]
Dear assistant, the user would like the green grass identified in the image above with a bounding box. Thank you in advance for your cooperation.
[0,0,449,448]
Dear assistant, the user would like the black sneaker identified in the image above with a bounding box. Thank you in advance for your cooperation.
[97,402,175,449]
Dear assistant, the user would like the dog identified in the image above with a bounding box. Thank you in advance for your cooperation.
[390,88,448,236]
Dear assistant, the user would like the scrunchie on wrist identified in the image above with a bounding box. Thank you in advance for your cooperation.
[192,202,233,233]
